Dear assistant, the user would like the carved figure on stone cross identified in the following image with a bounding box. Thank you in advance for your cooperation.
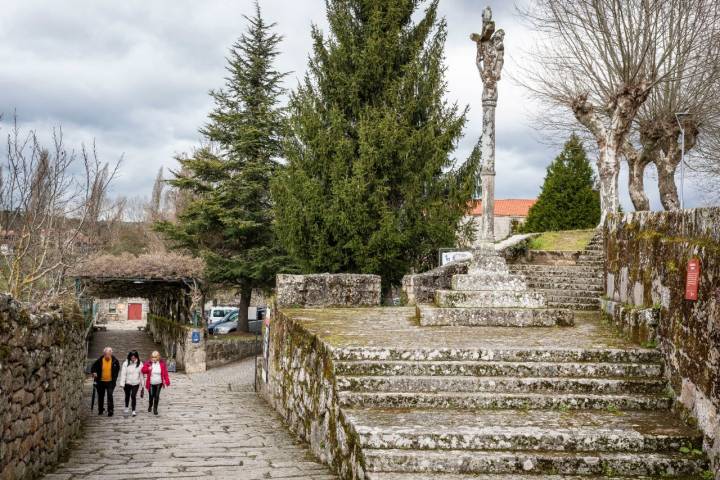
[471,7,505,103]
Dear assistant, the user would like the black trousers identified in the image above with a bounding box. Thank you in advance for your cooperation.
[96,381,115,414]
[148,384,162,412]
[123,384,139,410]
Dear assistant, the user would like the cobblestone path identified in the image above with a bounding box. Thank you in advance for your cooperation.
[46,328,336,480]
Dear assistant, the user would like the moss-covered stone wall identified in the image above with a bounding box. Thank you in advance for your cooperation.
[0,295,86,480]
[206,336,260,369]
[256,309,365,479]
[604,207,720,469]
[147,314,205,373]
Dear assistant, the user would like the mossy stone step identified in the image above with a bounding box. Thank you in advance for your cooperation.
[363,449,708,476]
[346,408,703,453]
[435,289,547,308]
[334,360,664,379]
[365,474,700,480]
[339,391,672,410]
[451,273,528,291]
[336,375,666,395]
[331,347,663,364]
[418,306,572,327]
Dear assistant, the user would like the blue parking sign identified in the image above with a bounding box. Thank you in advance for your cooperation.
[191,330,200,344]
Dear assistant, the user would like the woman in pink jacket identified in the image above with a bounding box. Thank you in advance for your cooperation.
[141,350,171,415]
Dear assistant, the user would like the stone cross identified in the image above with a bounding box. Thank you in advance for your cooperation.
[471,7,504,248]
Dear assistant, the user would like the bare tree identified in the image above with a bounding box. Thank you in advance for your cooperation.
[624,4,720,210]
[519,0,717,220]
[0,117,120,303]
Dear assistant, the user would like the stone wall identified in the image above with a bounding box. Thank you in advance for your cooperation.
[256,309,365,479]
[147,314,206,373]
[276,274,381,308]
[0,295,86,480]
[206,336,261,369]
[401,261,468,305]
[603,207,720,470]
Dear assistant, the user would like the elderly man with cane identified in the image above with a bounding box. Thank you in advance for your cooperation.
[90,346,120,417]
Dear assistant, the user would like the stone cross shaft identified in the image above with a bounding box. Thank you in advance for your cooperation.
[471,7,505,247]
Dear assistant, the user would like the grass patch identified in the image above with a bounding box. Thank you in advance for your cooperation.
[527,229,595,251]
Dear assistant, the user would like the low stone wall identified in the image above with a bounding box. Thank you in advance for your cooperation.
[206,336,261,369]
[604,207,720,471]
[276,274,381,307]
[147,315,206,373]
[256,310,365,479]
[401,261,468,305]
[0,295,86,480]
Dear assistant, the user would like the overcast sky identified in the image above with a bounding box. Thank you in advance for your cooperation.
[0,0,708,209]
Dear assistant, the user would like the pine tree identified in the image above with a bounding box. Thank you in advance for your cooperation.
[522,134,601,232]
[271,0,475,288]
[156,3,286,330]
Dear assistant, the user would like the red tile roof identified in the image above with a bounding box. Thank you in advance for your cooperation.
[468,199,537,217]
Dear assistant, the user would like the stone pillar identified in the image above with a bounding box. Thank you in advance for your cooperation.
[471,6,505,260]
[180,327,206,374]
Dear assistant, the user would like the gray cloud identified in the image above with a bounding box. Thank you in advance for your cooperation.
[0,0,706,209]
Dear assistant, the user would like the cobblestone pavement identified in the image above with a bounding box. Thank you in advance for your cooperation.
[46,328,336,480]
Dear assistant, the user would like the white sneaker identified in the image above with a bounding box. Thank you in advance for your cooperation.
[123,408,129,414]
[132,411,136,416]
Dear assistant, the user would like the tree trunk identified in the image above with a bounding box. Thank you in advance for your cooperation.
[657,153,680,210]
[596,142,620,224]
[624,143,652,211]
[237,284,252,333]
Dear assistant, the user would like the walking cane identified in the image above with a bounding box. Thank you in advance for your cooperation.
[90,380,97,411]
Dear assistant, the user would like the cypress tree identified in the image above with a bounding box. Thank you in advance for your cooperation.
[156,3,286,330]
[522,134,601,232]
[271,0,475,288]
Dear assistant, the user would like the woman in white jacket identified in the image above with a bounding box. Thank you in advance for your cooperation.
[119,350,143,416]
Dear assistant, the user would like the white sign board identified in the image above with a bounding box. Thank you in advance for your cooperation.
[440,250,472,266]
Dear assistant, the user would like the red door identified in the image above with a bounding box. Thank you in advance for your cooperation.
[128,303,143,321]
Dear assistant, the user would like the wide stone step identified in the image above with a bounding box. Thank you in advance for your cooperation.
[548,302,600,311]
[331,347,663,364]
[517,273,603,282]
[417,306,573,327]
[510,265,601,274]
[334,360,664,379]
[452,273,528,291]
[536,289,602,299]
[347,409,702,453]
[435,289,546,308]
[336,375,666,395]
[339,391,672,410]
[525,282,603,291]
[513,272,603,281]
[363,449,708,476]
[365,473,697,480]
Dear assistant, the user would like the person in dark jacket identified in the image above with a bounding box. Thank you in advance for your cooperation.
[90,346,121,417]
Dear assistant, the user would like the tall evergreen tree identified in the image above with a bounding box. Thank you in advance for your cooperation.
[156,3,286,329]
[522,134,601,232]
[271,0,476,288]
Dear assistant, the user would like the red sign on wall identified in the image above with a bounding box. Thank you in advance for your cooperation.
[685,258,701,301]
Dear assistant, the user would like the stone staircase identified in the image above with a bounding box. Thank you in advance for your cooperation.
[420,246,574,327]
[332,344,709,478]
[510,231,605,311]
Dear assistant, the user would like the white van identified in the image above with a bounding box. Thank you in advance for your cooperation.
[207,306,238,324]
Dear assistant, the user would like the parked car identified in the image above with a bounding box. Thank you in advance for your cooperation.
[213,318,238,335]
[208,311,236,334]
[207,306,238,324]
[209,310,262,335]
